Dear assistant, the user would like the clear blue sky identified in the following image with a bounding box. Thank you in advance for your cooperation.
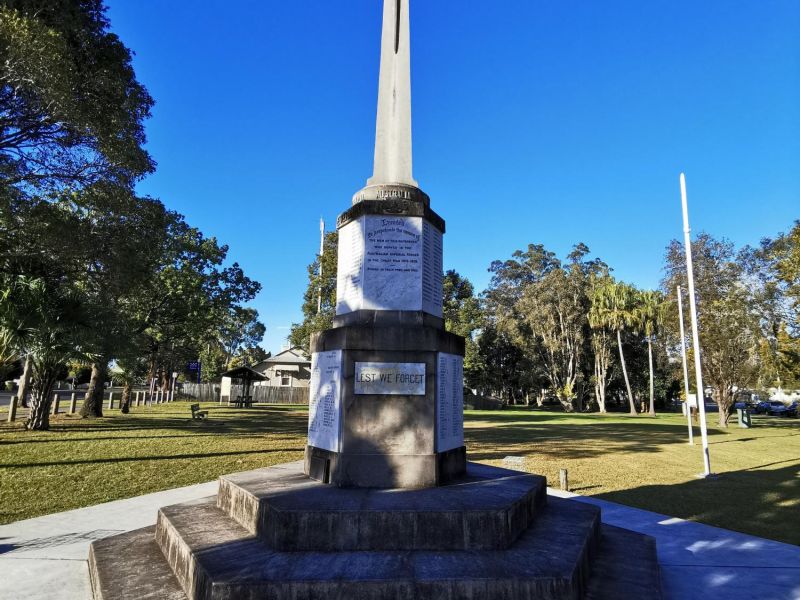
[106,1,799,355]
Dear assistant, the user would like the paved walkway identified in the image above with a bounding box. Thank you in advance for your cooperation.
[0,477,797,600]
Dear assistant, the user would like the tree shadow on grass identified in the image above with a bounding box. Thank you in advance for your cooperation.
[27,405,309,438]
[595,463,800,546]
[465,419,694,461]
[0,447,304,469]
[465,410,799,462]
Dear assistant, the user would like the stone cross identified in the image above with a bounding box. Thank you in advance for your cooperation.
[367,0,417,188]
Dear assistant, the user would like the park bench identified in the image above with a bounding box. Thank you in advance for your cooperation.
[190,404,208,420]
[233,395,253,408]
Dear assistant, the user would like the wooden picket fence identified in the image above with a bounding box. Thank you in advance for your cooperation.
[181,383,309,405]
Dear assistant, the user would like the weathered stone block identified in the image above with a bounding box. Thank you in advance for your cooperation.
[217,462,544,551]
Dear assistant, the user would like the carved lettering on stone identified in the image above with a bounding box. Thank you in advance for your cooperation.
[354,362,426,395]
[308,350,343,452]
[436,353,464,452]
[335,215,442,317]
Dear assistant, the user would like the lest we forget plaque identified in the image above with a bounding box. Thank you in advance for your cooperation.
[354,362,426,395]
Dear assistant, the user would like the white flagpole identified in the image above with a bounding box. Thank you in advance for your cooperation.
[677,285,694,445]
[317,218,325,314]
[680,173,713,477]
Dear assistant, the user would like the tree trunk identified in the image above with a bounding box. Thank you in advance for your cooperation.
[120,383,132,414]
[617,329,636,415]
[17,354,32,408]
[594,354,607,413]
[647,338,656,416]
[536,389,545,407]
[25,371,57,431]
[715,387,733,428]
[81,361,107,418]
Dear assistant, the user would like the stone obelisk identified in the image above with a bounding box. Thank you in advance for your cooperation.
[368,0,416,188]
[87,6,663,597]
[304,0,466,488]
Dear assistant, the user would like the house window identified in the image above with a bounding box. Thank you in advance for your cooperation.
[281,374,290,386]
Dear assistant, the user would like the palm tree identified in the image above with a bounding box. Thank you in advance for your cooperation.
[592,279,638,415]
[2,277,93,430]
[634,290,665,417]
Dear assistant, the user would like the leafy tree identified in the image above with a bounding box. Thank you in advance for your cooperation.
[472,323,533,403]
[662,234,762,427]
[3,276,92,429]
[754,221,800,388]
[484,244,559,404]
[130,212,261,393]
[289,231,337,353]
[229,345,269,370]
[0,0,153,191]
[218,307,265,369]
[768,221,800,322]
[70,184,175,416]
[442,270,484,387]
[488,243,604,411]
[1,186,86,425]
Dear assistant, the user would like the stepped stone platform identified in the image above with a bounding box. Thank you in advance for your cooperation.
[88,461,662,600]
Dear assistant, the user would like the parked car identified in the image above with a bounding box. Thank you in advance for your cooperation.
[753,401,772,414]
[766,401,798,417]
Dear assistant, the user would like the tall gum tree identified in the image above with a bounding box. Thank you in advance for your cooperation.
[662,234,762,427]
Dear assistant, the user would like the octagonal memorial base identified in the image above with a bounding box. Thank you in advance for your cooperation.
[306,318,467,489]
[88,461,662,600]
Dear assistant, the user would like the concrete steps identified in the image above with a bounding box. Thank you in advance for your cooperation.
[89,526,187,600]
[586,525,662,600]
[216,461,547,551]
[89,462,662,600]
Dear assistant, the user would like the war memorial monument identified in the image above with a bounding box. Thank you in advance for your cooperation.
[88,1,662,597]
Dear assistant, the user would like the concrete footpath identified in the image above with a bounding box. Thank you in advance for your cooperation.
[0,480,798,600]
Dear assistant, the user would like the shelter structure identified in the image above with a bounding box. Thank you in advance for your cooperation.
[219,366,267,407]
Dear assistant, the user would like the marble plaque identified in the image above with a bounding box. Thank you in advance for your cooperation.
[436,353,464,452]
[335,219,365,315]
[354,362,426,395]
[308,350,343,452]
[335,215,442,316]
[362,216,423,311]
[421,220,443,317]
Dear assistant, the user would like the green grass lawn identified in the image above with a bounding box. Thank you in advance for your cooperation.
[0,402,797,545]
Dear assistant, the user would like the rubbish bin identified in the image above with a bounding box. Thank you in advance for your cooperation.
[737,408,752,428]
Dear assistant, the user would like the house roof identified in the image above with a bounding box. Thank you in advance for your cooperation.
[220,366,268,381]
[254,347,311,370]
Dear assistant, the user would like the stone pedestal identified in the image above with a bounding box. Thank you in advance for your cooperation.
[304,184,466,489]
[88,461,663,600]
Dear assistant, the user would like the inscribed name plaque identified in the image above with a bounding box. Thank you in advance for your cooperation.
[308,350,343,452]
[436,352,464,452]
[354,362,426,395]
[335,215,443,317]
